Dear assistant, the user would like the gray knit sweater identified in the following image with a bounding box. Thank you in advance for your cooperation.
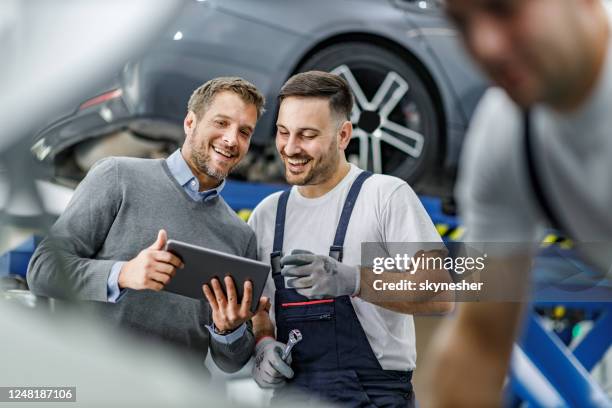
[27,156,256,373]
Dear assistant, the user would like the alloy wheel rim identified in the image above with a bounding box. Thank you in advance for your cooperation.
[331,64,425,174]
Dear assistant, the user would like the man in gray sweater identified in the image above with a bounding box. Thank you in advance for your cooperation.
[27,77,266,374]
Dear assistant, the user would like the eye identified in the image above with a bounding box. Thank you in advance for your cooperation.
[214,119,228,127]
[240,129,251,137]
[277,127,289,136]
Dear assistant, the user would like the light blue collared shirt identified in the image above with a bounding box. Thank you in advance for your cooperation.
[165,149,226,202]
[107,150,245,343]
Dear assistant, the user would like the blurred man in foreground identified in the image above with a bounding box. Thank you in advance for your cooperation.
[423,0,612,406]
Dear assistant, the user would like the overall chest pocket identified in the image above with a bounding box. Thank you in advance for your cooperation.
[275,296,338,371]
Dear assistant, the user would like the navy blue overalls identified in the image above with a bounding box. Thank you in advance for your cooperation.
[270,171,415,408]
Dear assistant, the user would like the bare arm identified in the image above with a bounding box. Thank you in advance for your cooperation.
[358,249,455,315]
[252,298,275,342]
[420,254,532,408]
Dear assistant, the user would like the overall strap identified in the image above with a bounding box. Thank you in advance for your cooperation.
[271,190,291,278]
[329,171,373,262]
[523,109,570,238]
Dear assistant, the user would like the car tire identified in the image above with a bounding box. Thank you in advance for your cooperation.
[296,42,440,188]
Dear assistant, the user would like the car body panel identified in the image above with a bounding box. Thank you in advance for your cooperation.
[33,0,487,190]
[213,0,488,144]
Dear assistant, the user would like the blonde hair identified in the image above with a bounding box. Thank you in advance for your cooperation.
[187,77,265,119]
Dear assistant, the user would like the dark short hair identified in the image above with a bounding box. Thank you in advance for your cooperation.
[278,71,353,121]
[188,77,265,119]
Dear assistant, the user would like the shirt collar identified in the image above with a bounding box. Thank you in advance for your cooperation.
[166,149,226,200]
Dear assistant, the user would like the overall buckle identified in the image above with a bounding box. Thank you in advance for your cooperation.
[329,245,343,262]
[270,251,283,274]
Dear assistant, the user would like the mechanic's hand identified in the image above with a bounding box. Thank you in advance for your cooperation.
[118,229,184,291]
[252,337,294,389]
[252,297,275,341]
[203,276,268,332]
[281,249,360,299]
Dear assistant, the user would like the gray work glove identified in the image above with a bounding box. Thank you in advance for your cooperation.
[281,249,360,299]
[252,338,294,389]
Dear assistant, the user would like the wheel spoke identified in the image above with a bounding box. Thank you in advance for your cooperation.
[351,128,370,170]
[380,119,424,159]
[350,102,361,124]
[372,71,409,120]
[371,129,383,174]
[331,64,372,111]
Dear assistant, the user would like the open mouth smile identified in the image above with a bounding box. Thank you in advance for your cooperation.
[212,146,236,161]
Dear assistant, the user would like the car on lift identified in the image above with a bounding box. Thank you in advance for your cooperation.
[30,0,487,199]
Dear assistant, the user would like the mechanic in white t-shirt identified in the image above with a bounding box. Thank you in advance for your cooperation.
[422,1,612,407]
[248,71,453,407]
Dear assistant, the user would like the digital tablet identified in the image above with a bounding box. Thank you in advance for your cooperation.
[164,239,270,314]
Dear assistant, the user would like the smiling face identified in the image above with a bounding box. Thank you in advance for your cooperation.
[276,96,351,187]
[445,0,602,109]
[182,91,257,188]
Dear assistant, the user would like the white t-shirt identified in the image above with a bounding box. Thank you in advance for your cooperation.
[248,164,441,371]
[456,7,612,274]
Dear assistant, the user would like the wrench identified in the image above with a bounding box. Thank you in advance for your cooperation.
[281,329,302,361]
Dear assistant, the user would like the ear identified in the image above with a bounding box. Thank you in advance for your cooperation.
[337,120,353,151]
[184,111,197,140]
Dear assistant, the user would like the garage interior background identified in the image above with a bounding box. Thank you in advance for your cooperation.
[0,0,610,406]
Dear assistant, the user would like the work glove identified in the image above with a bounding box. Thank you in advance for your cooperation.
[281,249,360,299]
[252,338,294,389]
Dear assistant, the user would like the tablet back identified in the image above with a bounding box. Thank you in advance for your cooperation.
[164,240,270,314]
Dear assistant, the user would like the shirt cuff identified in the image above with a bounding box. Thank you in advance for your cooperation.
[206,322,247,345]
[107,261,125,303]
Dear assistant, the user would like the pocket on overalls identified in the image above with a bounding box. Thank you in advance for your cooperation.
[332,369,377,408]
[276,369,376,408]
[358,370,415,408]
[276,298,338,371]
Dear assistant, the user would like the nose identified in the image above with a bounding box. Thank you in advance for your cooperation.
[222,127,239,148]
[283,133,302,156]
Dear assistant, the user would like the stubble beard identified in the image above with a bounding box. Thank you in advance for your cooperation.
[285,139,339,186]
[189,137,229,181]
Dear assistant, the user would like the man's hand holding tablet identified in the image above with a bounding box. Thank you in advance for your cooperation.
[162,239,272,333]
[118,229,184,291]
[203,277,270,333]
